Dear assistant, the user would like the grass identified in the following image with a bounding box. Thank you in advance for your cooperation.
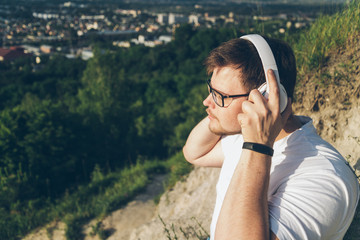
[61,161,157,240]
[163,151,194,190]
[154,151,193,204]
[290,1,360,76]
[12,153,193,240]
[159,215,209,240]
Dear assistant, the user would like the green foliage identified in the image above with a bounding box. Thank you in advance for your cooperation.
[291,1,360,76]
[0,55,85,111]
[90,221,108,240]
[0,99,95,196]
[164,152,193,190]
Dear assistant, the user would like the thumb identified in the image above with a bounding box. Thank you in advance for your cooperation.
[267,69,280,113]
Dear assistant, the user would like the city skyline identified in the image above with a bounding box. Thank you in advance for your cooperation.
[0,0,347,62]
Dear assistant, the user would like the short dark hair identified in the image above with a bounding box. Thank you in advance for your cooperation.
[204,36,296,100]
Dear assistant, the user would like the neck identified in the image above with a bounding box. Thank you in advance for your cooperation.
[275,114,302,142]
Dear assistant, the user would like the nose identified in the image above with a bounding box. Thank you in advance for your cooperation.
[203,93,214,108]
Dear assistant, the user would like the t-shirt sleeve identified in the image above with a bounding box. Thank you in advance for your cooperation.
[268,170,358,240]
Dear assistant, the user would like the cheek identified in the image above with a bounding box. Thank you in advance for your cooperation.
[228,102,243,119]
[218,110,240,131]
[223,104,243,128]
[226,114,241,129]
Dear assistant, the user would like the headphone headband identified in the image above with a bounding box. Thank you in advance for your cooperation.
[240,34,288,112]
[240,34,281,88]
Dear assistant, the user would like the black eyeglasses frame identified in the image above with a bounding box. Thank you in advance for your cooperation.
[206,78,250,108]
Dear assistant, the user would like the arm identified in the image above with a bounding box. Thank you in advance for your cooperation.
[215,70,290,239]
[215,150,272,239]
[183,117,224,168]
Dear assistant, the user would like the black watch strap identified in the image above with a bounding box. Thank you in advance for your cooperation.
[242,142,274,156]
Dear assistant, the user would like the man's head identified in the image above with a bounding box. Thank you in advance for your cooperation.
[203,36,297,135]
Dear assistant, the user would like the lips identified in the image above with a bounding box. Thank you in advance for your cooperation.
[206,109,216,120]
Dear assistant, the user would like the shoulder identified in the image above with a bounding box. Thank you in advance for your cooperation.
[269,116,360,239]
[269,168,359,240]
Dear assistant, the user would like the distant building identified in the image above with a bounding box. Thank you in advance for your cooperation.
[189,15,200,25]
[157,14,169,25]
[115,9,139,18]
[22,45,41,55]
[80,15,105,20]
[0,46,31,61]
[147,24,159,33]
[129,34,171,48]
[33,12,59,20]
[40,45,53,54]
[138,35,146,44]
[63,2,77,7]
[168,13,187,25]
[81,49,94,60]
[113,41,131,48]
[158,35,172,44]
[86,22,99,30]
[204,13,217,24]
[253,15,273,21]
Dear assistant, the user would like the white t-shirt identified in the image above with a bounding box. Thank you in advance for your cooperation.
[210,116,359,240]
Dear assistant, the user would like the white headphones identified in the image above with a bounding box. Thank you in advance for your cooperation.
[240,34,288,112]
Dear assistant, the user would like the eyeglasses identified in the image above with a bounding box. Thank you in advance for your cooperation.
[206,78,250,108]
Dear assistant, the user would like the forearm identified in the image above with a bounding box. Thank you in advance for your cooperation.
[215,149,271,240]
[183,117,221,163]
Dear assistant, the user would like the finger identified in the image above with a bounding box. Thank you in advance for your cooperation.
[241,99,254,114]
[237,112,253,131]
[237,112,247,126]
[247,88,267,106]
[267,69,280,112]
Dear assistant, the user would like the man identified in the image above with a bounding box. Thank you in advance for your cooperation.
[182,35,359,240]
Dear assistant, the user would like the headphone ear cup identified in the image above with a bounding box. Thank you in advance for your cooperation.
[257,83,288,113]
[258,82,267,97]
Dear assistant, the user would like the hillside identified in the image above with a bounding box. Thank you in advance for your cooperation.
[21,1,360,239]
[23,30,360,240]
[120,35,360,240]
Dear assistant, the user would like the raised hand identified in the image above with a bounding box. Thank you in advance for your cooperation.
[237,69,292,147]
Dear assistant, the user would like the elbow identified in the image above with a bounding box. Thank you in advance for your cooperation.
[182,145,196,165]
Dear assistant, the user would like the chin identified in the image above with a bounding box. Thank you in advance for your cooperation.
[208,126,222,136]
[209,124,241,136]
[208,123,223,136]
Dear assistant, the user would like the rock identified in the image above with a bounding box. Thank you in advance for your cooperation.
[129,167,220,240]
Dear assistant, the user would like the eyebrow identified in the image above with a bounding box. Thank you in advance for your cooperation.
[212,85,229,96]
[208,79,228,95]
[208,79,249,97]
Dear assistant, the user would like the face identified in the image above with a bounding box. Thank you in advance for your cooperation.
[203,66,250,135]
